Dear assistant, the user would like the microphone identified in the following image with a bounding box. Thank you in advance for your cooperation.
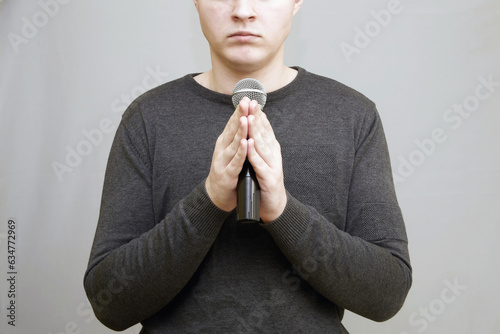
[232,78,267,223]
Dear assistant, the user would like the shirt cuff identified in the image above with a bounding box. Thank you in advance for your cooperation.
[261,192,311,251]
[182,180,232,237]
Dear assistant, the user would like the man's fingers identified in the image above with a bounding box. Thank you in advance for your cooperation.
[205,100,250,212]
[247,138,265,171]
[227,138,248,175]
[248,99,262,115]
[222,116,248,165]
[220,97,250,147]
[248,114,278,164]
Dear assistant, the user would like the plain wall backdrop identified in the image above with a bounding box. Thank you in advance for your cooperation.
[1,0,499,333]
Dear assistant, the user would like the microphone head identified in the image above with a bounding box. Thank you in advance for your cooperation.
[232,78,267,110]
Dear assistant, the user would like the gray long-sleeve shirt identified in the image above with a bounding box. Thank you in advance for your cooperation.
[84,67,411,333]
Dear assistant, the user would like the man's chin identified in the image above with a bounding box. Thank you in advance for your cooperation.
[227,56,269,74]
[219,47,264,65]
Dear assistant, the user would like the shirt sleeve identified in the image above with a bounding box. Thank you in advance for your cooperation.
[83,103,230,331]
[262,106,412,322]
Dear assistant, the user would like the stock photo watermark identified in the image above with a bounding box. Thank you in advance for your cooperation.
[51,65,169,183]
[339,0,406,63]
[393,74,499,183]
[399,277,467,333]
[237,243,333,332]
[5,219,18,327]
[7,0,73,54]
[47,268,136,334]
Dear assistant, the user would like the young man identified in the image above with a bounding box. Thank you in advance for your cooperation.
[84,0,412,332]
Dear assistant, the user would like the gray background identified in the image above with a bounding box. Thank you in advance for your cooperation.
[1,0,499,333]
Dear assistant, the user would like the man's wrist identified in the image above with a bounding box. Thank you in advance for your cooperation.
[261,190,288,223]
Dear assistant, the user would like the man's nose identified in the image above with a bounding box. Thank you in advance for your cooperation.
[231,0,257,21]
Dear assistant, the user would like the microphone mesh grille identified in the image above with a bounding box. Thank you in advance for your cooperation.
[232,78,267,109]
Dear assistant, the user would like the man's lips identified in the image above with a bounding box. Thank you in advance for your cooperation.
[228,31,260,38]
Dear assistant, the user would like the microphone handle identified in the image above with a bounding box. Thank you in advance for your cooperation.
[237,159,260,223]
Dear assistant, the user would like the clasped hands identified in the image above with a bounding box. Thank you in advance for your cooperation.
[206,97,287,223]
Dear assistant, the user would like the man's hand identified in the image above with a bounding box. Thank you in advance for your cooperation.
[205,98,250,212]
[247,100,287,223]
[206,98,287,221]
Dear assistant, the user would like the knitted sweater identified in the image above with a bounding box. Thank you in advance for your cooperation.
[84,67,411,333]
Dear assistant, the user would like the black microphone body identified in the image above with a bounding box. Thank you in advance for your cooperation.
[232,78,267,223]
[236,160,260,222]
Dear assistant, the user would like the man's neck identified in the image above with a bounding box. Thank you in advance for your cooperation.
[194,60,297,95]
